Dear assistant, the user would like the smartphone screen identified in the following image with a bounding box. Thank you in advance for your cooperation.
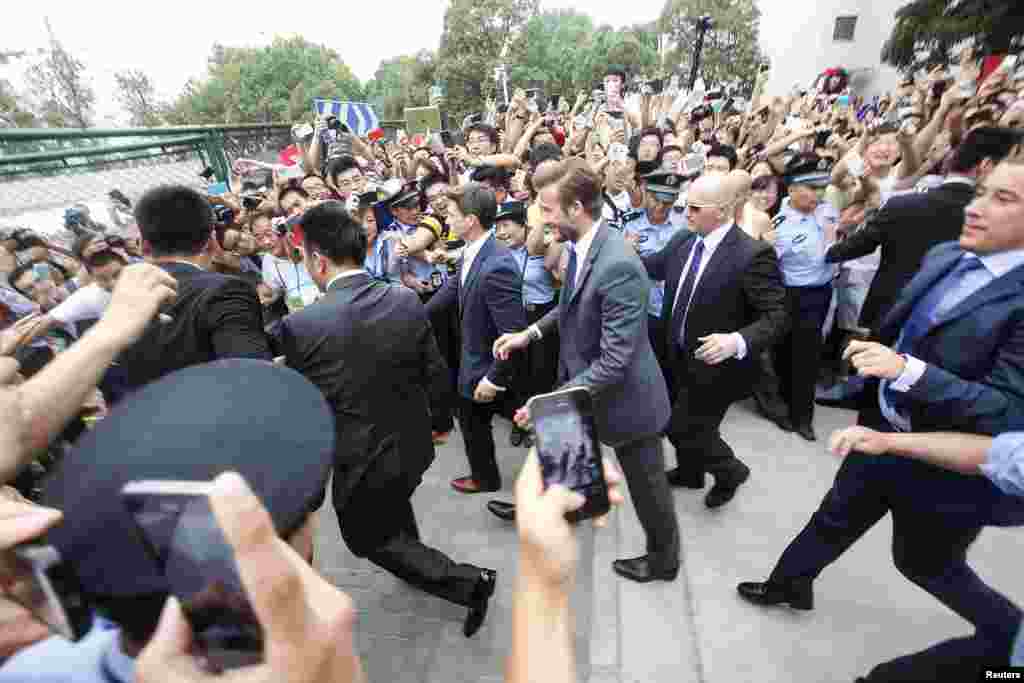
[122,482,262,671]
[527,389,610,523]
[0,545,92,641]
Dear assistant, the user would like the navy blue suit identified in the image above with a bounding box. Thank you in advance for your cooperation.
[770,242,1024,664]
[427,233,526,488]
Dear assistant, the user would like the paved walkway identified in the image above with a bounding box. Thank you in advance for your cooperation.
[314,399,1024,683]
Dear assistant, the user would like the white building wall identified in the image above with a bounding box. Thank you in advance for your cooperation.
[758,0,906,99]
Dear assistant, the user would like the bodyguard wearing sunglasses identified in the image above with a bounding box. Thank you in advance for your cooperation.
[638,174,788,509]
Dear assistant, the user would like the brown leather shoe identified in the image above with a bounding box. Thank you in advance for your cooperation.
[451,477,500,494]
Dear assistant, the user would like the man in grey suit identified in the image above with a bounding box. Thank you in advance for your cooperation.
[495,159,680,583]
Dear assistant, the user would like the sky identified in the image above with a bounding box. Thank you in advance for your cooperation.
[2,0,785,125]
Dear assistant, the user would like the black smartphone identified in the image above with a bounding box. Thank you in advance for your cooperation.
[440,130,453,148]
[0,544,92,641]
[121,481,262,671]
[527,388,610,523]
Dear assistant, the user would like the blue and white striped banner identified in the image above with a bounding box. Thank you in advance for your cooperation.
[312,99,380,137]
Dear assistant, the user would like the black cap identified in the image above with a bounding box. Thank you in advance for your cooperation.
[641,171,685,196]
[40,359,335,599]
[357,189,382,210]
[385,180,421,208]
[471,165,510,186]
[495,200,527,224]
[783,154,833,188]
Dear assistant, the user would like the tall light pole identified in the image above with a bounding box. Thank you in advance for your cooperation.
[689,15,713,90]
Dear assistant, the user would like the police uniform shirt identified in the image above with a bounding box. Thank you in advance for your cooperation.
[624,210,684,316]
[601,190,632,229]
[770,198,839,288]
[0,619,131,683]
[390,219,439,284]
[512,246,556,306]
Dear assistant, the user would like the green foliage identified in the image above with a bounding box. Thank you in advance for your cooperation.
[436,0,540,122]
[165,36,364,125]
[0,79,38,128]
[363,51,437,121]
[114,70,163,127]
[506,11,659,98]
[657,0,767,92]
[25,41,95,128]
[882,0,1023,73]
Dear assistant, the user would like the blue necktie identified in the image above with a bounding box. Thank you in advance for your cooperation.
[885,256,985,413]
[564,247,578,301]
[676,239,706,346]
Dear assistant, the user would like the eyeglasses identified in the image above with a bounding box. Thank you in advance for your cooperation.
[467,136,491,145]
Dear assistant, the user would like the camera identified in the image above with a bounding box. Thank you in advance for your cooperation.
[240,194,264,211]
[213,206,235,227]
[325,116,351,134]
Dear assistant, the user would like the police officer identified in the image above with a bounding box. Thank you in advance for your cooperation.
[763,156,840,442]
[494,200,558,417]
[624,170,687,396]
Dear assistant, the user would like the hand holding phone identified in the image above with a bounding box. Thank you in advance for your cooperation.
[525,388,610,523]
[122,480,262,671]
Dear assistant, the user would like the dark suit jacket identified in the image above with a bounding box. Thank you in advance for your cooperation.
[861,241,1024,436]
[536,223,670,447]
[826,181,974,330]
[279,273,449,511]
[426,233,526,399]
[643,224,788,403]
[116,261,272,391]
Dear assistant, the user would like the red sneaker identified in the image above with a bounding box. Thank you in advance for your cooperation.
[450,477,499,494]
[432,431,451,445]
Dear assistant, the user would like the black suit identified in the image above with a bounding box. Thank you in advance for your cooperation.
[427,234,526,489]
[643,225,788,483]
[114,261,272,396]
[279,272,482,607]
[826,180,974,331]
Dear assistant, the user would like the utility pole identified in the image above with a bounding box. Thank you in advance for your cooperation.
[689,16,713,90]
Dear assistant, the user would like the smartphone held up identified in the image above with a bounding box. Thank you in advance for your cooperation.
[526,388,610,523]
[121,480,262,671]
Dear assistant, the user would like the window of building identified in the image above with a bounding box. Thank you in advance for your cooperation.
[834,15,858,42]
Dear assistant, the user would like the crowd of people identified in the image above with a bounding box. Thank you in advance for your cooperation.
[1,45,1024,682]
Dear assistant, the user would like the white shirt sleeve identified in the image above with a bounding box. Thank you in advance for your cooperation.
[261,257,285,292]
[889,355,928,392]
[48,284,112,327]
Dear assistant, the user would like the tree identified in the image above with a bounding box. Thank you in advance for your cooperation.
[0,80,38,128]
[507,10,599,97]
[436,0,540,123]
[657,0,767,93]
[363,50,437,121]
[114,69,163,127]
[25,38,95,128]
[165,36,364,125]
[882,0,1024,73]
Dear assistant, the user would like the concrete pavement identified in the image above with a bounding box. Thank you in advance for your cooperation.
[314,399,1024,682]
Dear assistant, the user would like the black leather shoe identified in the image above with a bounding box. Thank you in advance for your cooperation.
[464,569,497,637]
[486,500,516,522]
[795,423,817,442]
[774,416,795,432]
[736,579,813,610]
[611,556,679,583]
[705,462,751,509]
[666,467,705,489]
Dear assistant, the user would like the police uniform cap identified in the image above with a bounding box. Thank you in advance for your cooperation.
[40,359,335,600]
[783,154,833,188]
[642,171,684,196]
[385,180,421,209]
[494,200,527,225]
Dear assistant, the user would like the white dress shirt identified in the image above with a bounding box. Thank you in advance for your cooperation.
[461,230,493,286]
[571,219,602,288]
[671,222,748,359]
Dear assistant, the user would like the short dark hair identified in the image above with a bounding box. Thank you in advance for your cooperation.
[326,155,362,183]
[299,201,366,267]
[444,182,497,230]
[419,170,450,195]
[530,142,563,168]
[707,144,739,170]
[466,123,499,148]
[134,185,213,257]
[471,165,511,189]
[533,158,603,218]
[951,127,1024,174]
[278,185,309,210]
